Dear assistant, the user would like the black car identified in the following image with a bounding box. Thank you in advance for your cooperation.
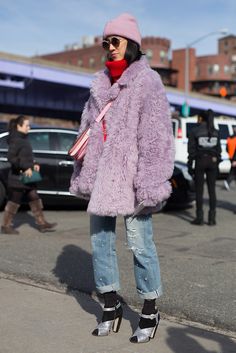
[167,162,195,209]
[0,128,195,210]
[0,127,82,208]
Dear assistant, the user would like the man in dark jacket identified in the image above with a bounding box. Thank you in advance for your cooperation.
[188,110,221,225]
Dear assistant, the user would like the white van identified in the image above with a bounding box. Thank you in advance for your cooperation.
[172,116,236,174]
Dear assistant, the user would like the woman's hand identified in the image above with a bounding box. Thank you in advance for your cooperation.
[24,168,33,177]
[34,164,40,172]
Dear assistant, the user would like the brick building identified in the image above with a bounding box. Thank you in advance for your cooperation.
[40,36,175,86]
[39,34,236,100]
[171,35,236,99]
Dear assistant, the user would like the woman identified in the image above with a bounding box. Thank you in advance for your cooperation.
[1,115,57,234]
[188,109,221,225]
[70,13,174,343]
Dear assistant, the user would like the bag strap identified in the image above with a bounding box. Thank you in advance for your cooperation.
[95,102,112,123]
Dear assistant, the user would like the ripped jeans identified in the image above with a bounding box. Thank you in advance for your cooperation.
[90,214,162,299]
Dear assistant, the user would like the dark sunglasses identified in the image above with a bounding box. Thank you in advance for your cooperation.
[102,37,124,51]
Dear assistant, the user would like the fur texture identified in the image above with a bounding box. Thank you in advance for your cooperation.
[70,57,175,216]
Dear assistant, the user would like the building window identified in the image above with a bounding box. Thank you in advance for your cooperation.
[213,64,220,73]
[89,57,95,68]
[208,64,220,75]
[213,82,220,91]
[78,59,83,67]
[101,55,106,64]
[231,65,236,73]
[160,50,167,63]
[145,49,153,60]
[224,65,230,73]
[208,65,213,75]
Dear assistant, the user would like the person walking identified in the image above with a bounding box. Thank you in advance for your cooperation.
[70,13,174,343]
[1,115,57,234]
[224,126,236,191]
[188,109,221,225]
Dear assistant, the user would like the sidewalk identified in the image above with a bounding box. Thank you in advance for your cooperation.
[0,276,235,353]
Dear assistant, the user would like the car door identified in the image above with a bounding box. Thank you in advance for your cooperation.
[54,130,77,192]
[28,130,59,192]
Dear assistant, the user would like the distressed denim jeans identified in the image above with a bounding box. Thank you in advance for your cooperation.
[90,214,162,299]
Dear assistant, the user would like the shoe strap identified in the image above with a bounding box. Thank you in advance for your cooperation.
[103,301,121,312]
[140,312,159,320]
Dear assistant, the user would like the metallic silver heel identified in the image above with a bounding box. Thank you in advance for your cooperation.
[130,312,160,343]
[92,302,122,336]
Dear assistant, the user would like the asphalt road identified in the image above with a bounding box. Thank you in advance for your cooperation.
[0,181,235,334]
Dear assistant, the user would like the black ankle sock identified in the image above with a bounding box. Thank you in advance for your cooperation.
[102,291,118,322]
[139,299,157,329]
[104,291,117,308]
[142,299,156,314]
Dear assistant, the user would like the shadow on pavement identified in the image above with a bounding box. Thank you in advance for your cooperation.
[164,195,236,223]
[166,325,236,353]
[217,199,236,213]
[13,210,57,233]
[52,244,139,332]
[14,211,38,230]
[163,208,193,223]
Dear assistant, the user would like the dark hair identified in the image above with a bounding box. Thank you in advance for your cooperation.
[124,39,143,65]
[8,115,27,132]
[199,109,215,138]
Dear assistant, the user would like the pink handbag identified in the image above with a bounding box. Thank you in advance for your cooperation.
[68,102,112,160]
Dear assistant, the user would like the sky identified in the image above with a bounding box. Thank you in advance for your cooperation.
[0,0,235,58]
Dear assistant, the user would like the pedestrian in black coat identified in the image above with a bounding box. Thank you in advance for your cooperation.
[188,109,221,225]
[1,115,57,234]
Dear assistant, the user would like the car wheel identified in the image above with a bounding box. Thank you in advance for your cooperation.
[0,181,6,210]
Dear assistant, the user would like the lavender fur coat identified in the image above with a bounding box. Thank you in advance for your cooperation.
[70,56,175,216]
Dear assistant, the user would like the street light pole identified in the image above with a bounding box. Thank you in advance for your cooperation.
[183,29,228,117]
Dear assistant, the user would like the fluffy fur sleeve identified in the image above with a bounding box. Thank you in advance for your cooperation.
[134,71,175,206]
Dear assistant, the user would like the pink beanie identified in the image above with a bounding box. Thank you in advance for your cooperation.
[103,13,141,46]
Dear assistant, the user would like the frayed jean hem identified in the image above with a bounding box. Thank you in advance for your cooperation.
[137,286,163,300]
[96,283,120,294]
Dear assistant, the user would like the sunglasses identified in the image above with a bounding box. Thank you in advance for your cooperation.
[102,37,124,51]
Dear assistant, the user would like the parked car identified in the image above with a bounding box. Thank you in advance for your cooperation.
[0,127,82,209]
[166,161,195,209]
[0,128,195,210]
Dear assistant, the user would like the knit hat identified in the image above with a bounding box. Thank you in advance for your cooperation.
[103,13,141,46]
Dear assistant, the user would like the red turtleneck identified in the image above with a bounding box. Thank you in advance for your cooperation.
[102,59,128,141]
[105,59,128,82]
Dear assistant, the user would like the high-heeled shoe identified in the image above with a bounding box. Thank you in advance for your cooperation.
[92,301,123,336]
[130,312,160,343]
